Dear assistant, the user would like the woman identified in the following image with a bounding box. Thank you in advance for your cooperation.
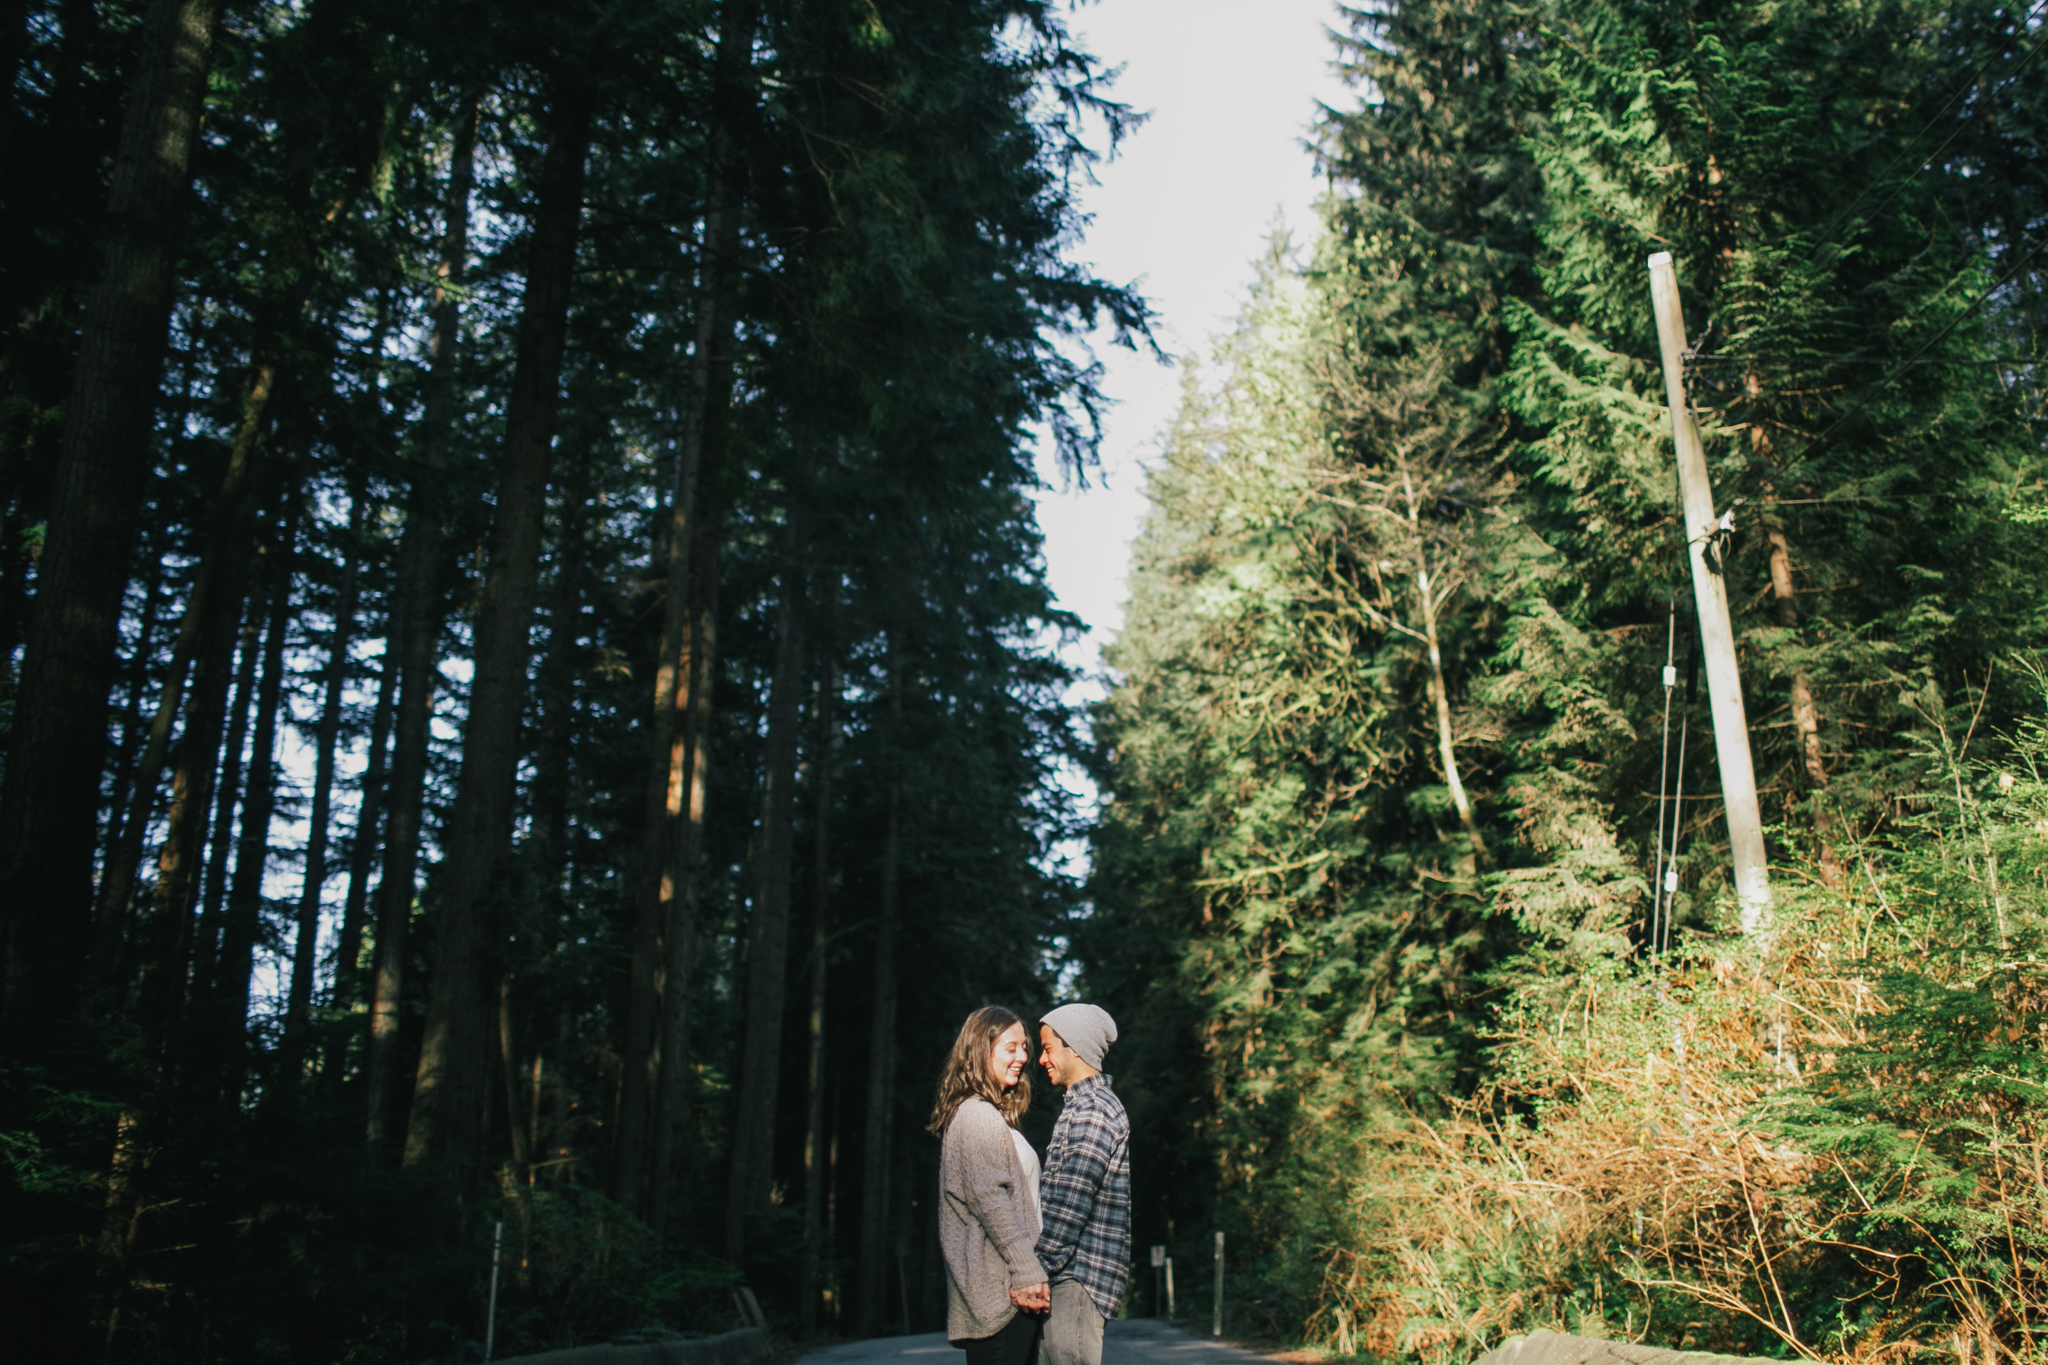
[932,1006,1051,1365]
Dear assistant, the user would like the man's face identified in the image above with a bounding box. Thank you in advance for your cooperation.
[1039,1024,1079,1088]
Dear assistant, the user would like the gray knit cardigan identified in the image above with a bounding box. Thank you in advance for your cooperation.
[938,1096,1046,1342]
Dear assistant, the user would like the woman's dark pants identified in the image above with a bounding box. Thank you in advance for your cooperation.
[960,1308,1044,1365]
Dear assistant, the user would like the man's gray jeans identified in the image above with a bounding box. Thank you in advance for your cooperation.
[1042,1281,1104,1365]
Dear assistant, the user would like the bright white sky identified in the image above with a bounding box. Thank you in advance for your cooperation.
[1032,0,1352,684]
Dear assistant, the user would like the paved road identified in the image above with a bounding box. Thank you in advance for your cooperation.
[800,1319,1292,1365]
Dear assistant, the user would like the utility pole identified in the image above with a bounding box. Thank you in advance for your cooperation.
[1648,252,1772,932]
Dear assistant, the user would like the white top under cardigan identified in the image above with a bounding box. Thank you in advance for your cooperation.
[1010,1126,1042,1232]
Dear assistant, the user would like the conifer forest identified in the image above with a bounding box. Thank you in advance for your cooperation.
[9,0,2048,1362]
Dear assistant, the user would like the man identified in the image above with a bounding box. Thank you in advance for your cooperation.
[1034,1003,1131,1365]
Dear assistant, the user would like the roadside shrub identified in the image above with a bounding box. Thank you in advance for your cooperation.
[1310,678,2048,1365]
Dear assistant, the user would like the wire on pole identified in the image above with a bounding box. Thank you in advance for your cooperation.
[1808,0,2048,264]
[1651,600,1678,954]
[1666,716,1688,956]
[1797,231,2048,463]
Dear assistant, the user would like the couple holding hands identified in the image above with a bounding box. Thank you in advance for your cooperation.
[932,1003,1130,1365]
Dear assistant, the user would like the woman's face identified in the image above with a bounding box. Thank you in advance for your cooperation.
[988,1021,1030,1090]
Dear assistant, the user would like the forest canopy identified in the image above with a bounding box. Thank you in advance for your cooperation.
[0,0,1146,1357]
[1082,0,2048,1359]
[13,0,2048,1362]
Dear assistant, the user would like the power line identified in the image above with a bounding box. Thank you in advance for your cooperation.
[1677,248,2048,476]
[1799,230,2048,453]
[1808,0,2048,264]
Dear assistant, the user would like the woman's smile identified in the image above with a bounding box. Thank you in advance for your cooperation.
[989,1021,1032,1090]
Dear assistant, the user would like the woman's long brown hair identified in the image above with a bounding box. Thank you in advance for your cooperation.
[928,1005,1031,1135]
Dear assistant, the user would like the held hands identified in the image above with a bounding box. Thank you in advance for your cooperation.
[1009,1282,1050,1312]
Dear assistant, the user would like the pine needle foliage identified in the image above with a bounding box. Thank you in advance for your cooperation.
[1083,0,2048,1354]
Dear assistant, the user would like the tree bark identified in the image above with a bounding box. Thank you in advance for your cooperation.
[647,522,722,1233]
[364,90,477,1147]
[93,0,396,967]
[1396,468,1485,868]
[97,513,255,975]
[361,569,434,1149]
[279,483,367,1093]
[1420,572,1485,865]
[855,775,903,1335]
[498,971,531,1191]
[857,646,905,1335]
[801,640,839,1333]
[726,528,807,1258]
[500,432,591,1189]
[93,329,301,962]
[132,523,259,1051]
[191,603,262,990]
[615,395,704,1218]
[0,0,221,1046]
[93,559,170,983]
[332,635,395,1018]
[210,506,299,1107]
[1765,527,1825,788]
[403,84,592,1181]
[617,0,753,1217]
[528,429,591,907]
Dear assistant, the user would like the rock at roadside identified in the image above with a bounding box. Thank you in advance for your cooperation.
[1474,1331,1775,1365]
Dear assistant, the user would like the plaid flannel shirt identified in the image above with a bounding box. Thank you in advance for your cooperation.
[1035,1072,1131,1321]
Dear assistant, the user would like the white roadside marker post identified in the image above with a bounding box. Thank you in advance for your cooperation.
[1212,1231,1224,1337]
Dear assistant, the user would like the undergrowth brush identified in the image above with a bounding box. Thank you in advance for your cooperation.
[1310,690,2048,1365]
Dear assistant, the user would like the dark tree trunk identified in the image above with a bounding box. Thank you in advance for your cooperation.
[279,483,366,1093]
[94,558,170,982]
[403,84,592,1182]
[0,0,220,1047]
[93,345,299,969]
[827,1082,842,1328]
[97,526,253,983]
[332,634,395,1019]
[132,526,259,1053]
[0,498,30,692]
[727,529,806,1259]
[498,432,591,1195]
[365,90,477,1147]
[361,560,434,1148]
[92,0,396,969]
[548,1002,572,1174]
[614,405,702,1217]
[325,601,395,1096]
[210,505,299,1106]
[498,972,531,1192]
[191,606,263,990]
[616,0,753,1217]
[0,0,30,175]
[856,776,903,1335]
[801,637,839,1332]
[646,521,721,1232]
[527,428,591,901]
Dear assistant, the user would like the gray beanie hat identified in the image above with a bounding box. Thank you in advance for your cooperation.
[1041,1003,1118,1070]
